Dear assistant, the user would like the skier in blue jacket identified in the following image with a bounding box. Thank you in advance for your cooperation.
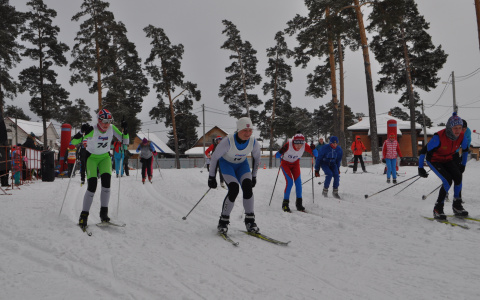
[314,136,343,199]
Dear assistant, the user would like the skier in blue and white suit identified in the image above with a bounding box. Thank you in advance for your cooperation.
[208,117,261,234]
[314,136,343,198]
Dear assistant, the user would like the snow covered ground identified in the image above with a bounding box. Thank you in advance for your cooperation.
[2,161,480,300]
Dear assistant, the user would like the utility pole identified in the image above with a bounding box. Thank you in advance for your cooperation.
[475,0,480,52]
[202,104,205,165]
[451,71,458,113]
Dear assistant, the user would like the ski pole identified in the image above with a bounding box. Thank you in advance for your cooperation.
[182,188,211,220]
[155,155,163,178]
[311,157,314,203]
[394,170,430,196]
[268,165,282,206]
[302,177,313,185]
[422,184,442,200]
[200,161,207,173]
[59,150,79,216]
[364,174,419,199]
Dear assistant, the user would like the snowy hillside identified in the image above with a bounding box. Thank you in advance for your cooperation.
[2,162,480,299]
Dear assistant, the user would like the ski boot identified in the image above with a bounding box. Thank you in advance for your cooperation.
[100,207,110,223]
[296,198,305,212]
[387,179,391,183]
[148,176,152,183]
[217,215,230,233]
[433,202,447,220]
[332,189,340,199]
[245,213,259,233]
[452,198,468,217]
[322,188,328,197]
[282,200,291,212]
[393,179,397,184]
[79,211,89,229]
[142,177,146,184]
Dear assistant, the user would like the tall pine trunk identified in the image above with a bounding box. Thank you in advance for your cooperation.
[326,7,339,138]
[353,0,380,164]
[475,0,480,52]
[163,64,181,169]
[400,26,418,157]
[337,37,347,167]
[268,54,279,169]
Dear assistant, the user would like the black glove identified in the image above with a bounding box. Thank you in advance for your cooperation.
[208,176,217,189]
[121,120,128,133]
[81,123,94,135]
[252,177,256,188]
[418,168,429,178]
[72,131,83,140]
[459,165,465,173]
[315,170,320,177]
[382,158,386,164]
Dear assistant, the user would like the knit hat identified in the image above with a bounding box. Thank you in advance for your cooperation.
[447,112,463,128]
[446,112,463,141]
[292,132,305,144]
[237,117,253,132]
[142,138,148,144]
[329,136,339,144]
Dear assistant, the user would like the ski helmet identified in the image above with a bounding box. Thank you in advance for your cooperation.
[98,109,113,124]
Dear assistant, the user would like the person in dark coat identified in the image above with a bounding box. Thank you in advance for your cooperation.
[314,136,343,199]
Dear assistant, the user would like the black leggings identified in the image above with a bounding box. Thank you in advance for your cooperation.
[428,160,462,203]
[141,157,152,178]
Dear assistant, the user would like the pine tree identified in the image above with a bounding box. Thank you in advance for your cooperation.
[70,0,115,110]
[164,99,200,154]
[5,105,31,121]
[0,0,25,114]
[219,20,262,122]
[261,31,294,167]
[367,0,447,156]
[19,0,70,147]
[144,25,201,169]
[56,98,92,129]
[100,20,149,141]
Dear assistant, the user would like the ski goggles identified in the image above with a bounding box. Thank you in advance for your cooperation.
[99,118,114,124]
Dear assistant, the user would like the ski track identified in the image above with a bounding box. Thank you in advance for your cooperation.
[2,163,480,299]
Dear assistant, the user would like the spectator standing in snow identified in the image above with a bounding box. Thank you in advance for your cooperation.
[208,117,261,234]
[205,136,225,188]
[314,136,343,199]
[276,132,317,212]
[65,144,77,177]
[382,134,402,184]
[351,135,367,173]
[315,137,325,153]
[418,112,469,220]
[136,138,156,184]
[71,109,129,229]
[123,149,131,176]
[112,139,126,177]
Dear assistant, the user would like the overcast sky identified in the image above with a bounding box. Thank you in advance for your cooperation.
[9,0,480,143]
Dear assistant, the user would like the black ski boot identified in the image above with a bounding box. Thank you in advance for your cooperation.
[100,207,110,223]
[282,200,291,212]
[387,179,391,183]
[296,198,305,212]
[217,215,230,233]
[393,179,397,184]
[322,188,328,197]
[245,213,259,233]
[332,189,340,199]
[452,198,468,217]
[433,202,447,220]
[79,211,89,229]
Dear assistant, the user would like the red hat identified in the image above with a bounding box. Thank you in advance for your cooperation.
[292,133,305,144]
[216,136,223,141]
